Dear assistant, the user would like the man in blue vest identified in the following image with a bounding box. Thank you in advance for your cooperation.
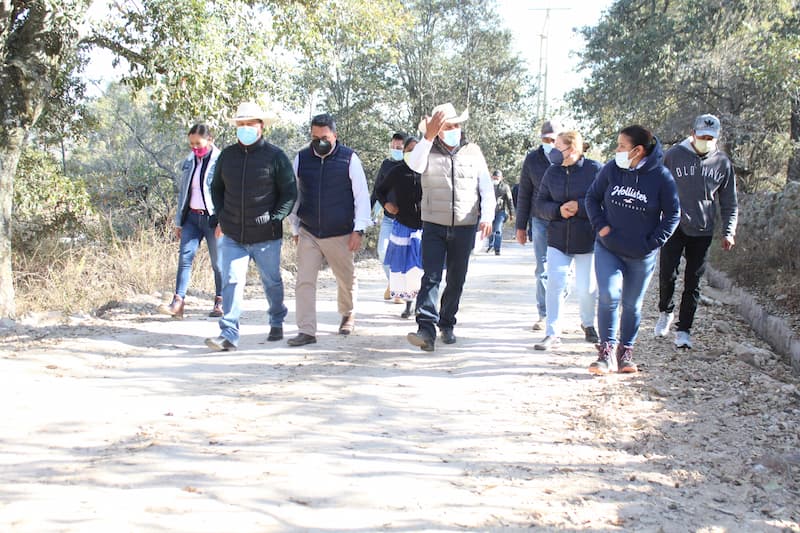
[287,113,372,346]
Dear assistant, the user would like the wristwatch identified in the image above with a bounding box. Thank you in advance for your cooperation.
[355,229,364,235]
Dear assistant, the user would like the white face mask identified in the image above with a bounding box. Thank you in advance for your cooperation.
[614,150,632,169]
[694,138,717,154]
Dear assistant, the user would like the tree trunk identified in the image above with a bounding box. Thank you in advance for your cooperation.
[788,92,800,183]
[0,1,90,318]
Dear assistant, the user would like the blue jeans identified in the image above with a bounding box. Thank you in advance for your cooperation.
[594,241,657,347]
[216,235,287,347]
[488,211,507,252]
[415,222,476,338]
[545,247,596,337]
[378,215,394,279]
[175,211,221,298]
[531,217,549,319]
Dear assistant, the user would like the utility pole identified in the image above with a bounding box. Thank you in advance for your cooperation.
[528,7,570,120]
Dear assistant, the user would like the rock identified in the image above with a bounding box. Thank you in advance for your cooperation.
[713,321,733,334]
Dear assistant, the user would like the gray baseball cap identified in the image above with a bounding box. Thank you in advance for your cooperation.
[693,114,721,137]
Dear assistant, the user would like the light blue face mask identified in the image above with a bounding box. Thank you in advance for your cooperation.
[237,125,260,145]
[542,142,554,154]
[441,128,461,147]
[390,148,404,161]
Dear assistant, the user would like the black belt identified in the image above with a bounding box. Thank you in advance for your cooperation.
[190,208,208,215]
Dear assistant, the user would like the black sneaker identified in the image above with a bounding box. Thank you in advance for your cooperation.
[205,336,236,352]
[267,326,283,341]
[407,331,435,352]
[581,325,599,344]
[616,345,638,373]
[589,341,614,375]
[440,328,456,344]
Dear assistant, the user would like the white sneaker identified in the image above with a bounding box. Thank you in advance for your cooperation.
[654,312,673,337]
[532,318,545,331]
[675,330,692,349]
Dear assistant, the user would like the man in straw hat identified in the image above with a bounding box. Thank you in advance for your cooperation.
[286,113,372,347]
[205,101,297,351]
[403,103,494,351]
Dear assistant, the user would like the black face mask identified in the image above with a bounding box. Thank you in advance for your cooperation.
[312,139,333,156]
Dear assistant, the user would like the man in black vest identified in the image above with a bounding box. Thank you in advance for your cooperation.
[205,102,297,351]
[287,113,372,346]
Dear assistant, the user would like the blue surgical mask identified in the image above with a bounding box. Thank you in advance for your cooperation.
[237,126,260,146]
[390,148,404,161]
[547,148,564,166]
[542,143,554,154]
[441,128,461,147]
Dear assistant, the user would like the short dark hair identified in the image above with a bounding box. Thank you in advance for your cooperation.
[620,125,656,156]
[188,124,213,138]
[392,132,407,142]
[311,113,337,132]
[403,136,418,149]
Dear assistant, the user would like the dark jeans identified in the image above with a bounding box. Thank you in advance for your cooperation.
[658,227,713,333]
[415,222,476,338]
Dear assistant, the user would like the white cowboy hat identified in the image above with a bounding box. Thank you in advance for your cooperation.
[417,102,470,133]
[227,101,278,126]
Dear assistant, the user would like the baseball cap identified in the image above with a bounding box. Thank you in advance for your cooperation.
[540,120,563,140]
[693,114,721,138]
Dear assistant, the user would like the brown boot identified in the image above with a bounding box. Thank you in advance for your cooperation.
[159,294,184,319]
[209,296,223,317]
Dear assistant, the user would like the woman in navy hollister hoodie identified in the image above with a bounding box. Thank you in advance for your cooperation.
[585,125,680,375]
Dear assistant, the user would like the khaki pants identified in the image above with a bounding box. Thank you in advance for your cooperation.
[295,226,357,335]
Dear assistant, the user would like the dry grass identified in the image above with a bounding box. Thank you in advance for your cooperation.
[12,220,304,316]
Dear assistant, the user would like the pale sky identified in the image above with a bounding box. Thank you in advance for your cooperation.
[497,0,615,122]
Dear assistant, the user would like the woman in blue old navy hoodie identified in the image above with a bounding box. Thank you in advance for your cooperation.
[534,131,601,351]
[585,125,680,375]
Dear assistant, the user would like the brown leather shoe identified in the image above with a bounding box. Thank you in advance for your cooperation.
[159,294,184,319]
[383,286,391,300]
[339,314,355,335]
[208,296,223,317]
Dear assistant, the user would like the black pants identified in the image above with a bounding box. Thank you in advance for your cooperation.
[658,227,713,333]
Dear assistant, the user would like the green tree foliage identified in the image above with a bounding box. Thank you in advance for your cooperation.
[68,84,186,233]
[13,148,94,250]
[292,0,410,176]
[393,0,535,179]
[569,0,800,191]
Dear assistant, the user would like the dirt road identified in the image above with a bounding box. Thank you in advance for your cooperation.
[1,237,798,531]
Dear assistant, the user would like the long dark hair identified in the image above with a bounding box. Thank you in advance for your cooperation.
[620,125,656,156]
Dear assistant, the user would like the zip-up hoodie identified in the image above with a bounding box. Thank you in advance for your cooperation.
[536,157,602,255]
[663,137,737,238]
[585,137,680,259]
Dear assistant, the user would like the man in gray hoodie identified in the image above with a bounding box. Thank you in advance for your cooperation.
[655,114,738,348]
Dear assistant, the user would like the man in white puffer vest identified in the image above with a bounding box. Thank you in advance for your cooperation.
[404,103,494,352]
